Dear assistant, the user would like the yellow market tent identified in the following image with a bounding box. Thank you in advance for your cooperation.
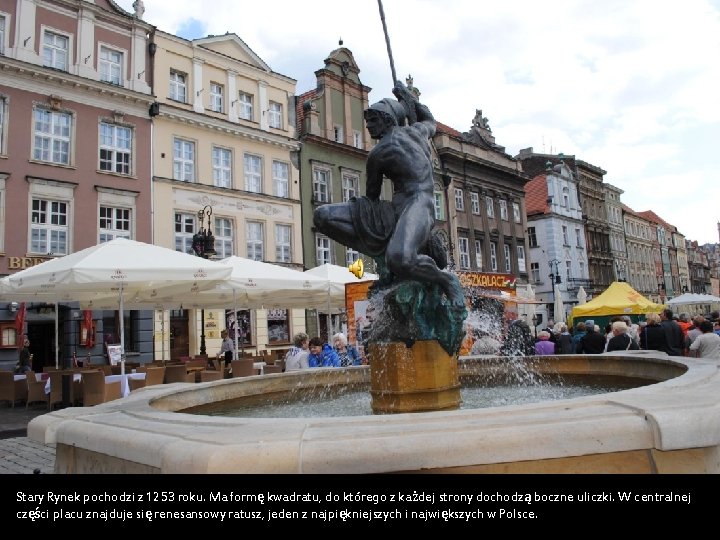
[569,281,665,328]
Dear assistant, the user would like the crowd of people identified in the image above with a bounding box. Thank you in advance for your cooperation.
[283,331,365,371]
[232,308,720,373]
[529,308,720,358]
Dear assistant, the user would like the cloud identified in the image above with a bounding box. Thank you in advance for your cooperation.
[117,0,720,244]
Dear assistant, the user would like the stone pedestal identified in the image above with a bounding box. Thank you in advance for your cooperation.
[368,340,461,414]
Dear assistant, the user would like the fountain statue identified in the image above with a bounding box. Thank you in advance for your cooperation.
[313,80,467,413]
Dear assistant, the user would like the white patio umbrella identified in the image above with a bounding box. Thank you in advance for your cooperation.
[0,239,233,374]
[304,263,378,309]
[667,292,720,305]
[577,286,588,305]
[88,256,333,359]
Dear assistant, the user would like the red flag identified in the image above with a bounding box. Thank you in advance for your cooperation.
[14,302,26,337]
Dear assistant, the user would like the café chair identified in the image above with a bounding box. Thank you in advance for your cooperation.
[48,370,79,410]
[0,371,26,408]
[82,370,122,406]
[200,370,223,382]
[25,370,48,408]
[163,364,195,384]
[230,359,256,378]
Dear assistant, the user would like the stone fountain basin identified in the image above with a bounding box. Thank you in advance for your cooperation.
[28,352,720,473]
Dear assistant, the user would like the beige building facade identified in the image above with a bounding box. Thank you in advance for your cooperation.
[150,31,305,359]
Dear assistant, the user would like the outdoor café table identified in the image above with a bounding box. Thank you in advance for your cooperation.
[253,361,266,375]
[14,372,47,382]
[44,373,81,394]
[105,372,146,398]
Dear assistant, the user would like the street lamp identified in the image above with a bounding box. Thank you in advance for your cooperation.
[548,259,562,321]
[192,205,215,355]
[548,259,562,285]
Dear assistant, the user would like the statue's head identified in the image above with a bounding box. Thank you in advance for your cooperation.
[364,98,407,131]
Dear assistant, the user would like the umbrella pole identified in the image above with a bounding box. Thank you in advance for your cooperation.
[55,302,59,370]
[233,289,238,361]
[119,283,125,377]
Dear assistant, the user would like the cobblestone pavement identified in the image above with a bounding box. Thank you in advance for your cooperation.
[0,436,55,474]
[0,405,56,474]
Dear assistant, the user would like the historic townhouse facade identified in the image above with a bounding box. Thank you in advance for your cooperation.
[434,115,529,283]
[150,30,304,358]
[0,0,155,370]
[295,45,377,340]
[621,205,659,302]
[604,183,628,282]
[516,150,613,297]
[523,159,589,325]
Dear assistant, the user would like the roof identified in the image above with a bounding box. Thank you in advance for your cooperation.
[524,174,549,216]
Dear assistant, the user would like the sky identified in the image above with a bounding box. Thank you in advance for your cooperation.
[117,0,720,245]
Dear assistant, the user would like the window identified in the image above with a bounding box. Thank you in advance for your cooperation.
[563,194,569,209]
[244,154,262,193]
[268,101,283,128]
[214,217,233,258]
[517,245,526,273]
[353,131,362,148]
[566,260,572,281]
[530,262,540,283]
[212,146,232,188]
[316,235,331,266]
[455,189,464,211]
[237,92,253,120]
[562,225,569,245]
[346,248,359,266]
[474,240,483,270]
[342,173,358,202]
[458,237,470,269]
[433,191,445,220]
[485,196,494,218]
[267,308,290,344]
[0,322,17,349]
[333,125,344,143]
[0,16,5,55]
[43,31,68,71]
[246,221,264,261]
[575,227,583,248]
[512,202,521,223]
[227,309,254,347]
[272,160,289,198]
[169,70,187,102]
[173,138,195,182]
[210,83,223,112]
[499,200,508,221]
[0,96,7,155]
[313,167,330,202]
[527,226,537,248]
[99,46,123,85]
[275,224,291,263]
[470,192,480,215]
[33,108,71,165]
[30,199,68,255]
[490,242,497,271]
[99,122,131,174]
[99,206,130,242]
[503,244,511,272]
[174,212,196,254]
[103,312,138,353]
